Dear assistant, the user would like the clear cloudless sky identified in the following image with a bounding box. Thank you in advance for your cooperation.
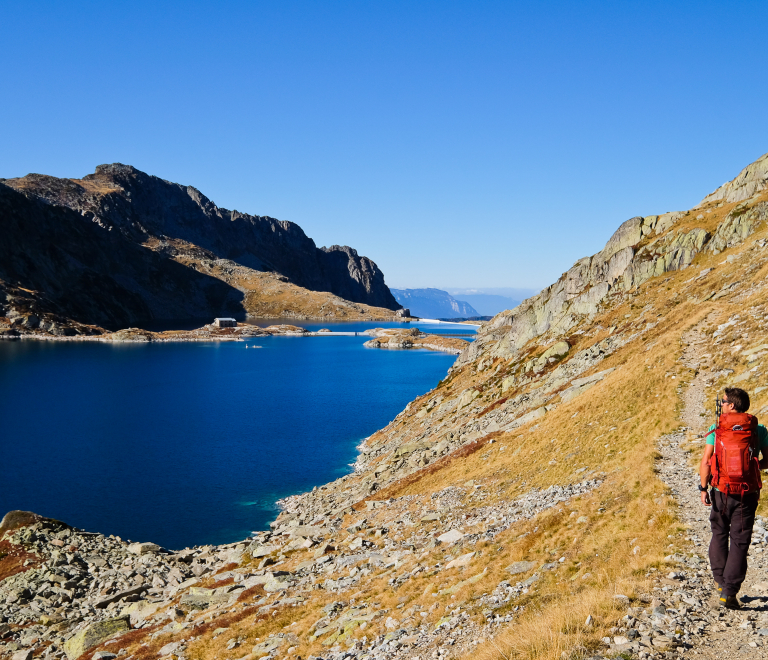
[1,1,767,290]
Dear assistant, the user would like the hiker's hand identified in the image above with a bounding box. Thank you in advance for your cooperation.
[701,490,711,507]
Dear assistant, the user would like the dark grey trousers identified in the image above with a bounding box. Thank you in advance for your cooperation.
[708,489,759,597]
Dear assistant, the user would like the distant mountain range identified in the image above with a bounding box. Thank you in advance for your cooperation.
[390,288,479,319]
[445,288,539,316]
[391,287,536,319]
[444,293,519,317]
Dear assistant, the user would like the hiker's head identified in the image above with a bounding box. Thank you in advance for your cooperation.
[723,387,750,413]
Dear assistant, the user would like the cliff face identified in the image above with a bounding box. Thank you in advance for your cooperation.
[0,164,399,331]
[0,183,242,332]
[456,152,768,370]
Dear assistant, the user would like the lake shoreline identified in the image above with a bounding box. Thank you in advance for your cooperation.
[0,321,473,354]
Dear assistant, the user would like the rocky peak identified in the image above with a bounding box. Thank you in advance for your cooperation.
[699,151,768,205]
[2,164,401,315]
[92,163,141,177]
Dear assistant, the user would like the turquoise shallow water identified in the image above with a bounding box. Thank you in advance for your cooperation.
[0,322,471,549]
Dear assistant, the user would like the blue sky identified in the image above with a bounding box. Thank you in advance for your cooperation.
[1,1,766,290]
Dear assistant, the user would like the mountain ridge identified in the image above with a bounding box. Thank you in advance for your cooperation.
[0,164,402,333]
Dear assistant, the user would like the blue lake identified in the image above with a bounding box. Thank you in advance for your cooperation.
[0,322,472,549]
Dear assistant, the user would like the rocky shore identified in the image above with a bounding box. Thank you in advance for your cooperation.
[0,472,601,660]
[0,322,469,355]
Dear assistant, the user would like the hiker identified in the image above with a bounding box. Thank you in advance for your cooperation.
[699,387,768,609]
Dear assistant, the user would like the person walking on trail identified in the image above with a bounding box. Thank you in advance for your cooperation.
[699,387,768,609]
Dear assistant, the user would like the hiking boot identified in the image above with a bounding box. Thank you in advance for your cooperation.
[719,595,741,610]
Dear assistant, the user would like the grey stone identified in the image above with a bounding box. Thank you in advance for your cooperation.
[505,561,536,575]
[127,542,160,555]
[62,616,130,660]
[437,530,464,544]
[94,584,146,609]
[250,544,279,558]
[522,574,539,587]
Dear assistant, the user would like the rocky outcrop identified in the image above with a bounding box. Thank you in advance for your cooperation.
[706,200,768,254]
[0,164,400,332]
[457,154,768,369]
[362,328,469,354]
[699,151,768,205]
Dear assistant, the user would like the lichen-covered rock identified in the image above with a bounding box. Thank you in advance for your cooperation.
[62,616,130,660]
[699,151,768,205]
[707,201,768,253]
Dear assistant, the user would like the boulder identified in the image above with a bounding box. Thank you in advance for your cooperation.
[598,217,643,262]
[560,368,616,403]
[437,530,464,544]
[250,544,279,558]
[287,525,327,539]
[1,511,47,535]
[457,389,480,408]
[540,341,570,361]
[501,376,515,393]
[127,542,160,555]
[506,561,537,575]
[158,642,181,656]
[95,584,147,609]
[252,637,286,658]
[120,599,162,626]
[62,616,130,660]
[707,201,768,253]
[509,406,547,428]
[179,587,234,610]
[445,552,475,569]
[263,577,291,593]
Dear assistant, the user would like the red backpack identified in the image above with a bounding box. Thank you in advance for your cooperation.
[710,412,762,496]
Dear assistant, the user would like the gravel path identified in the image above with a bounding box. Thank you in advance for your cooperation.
[651,323,768,658]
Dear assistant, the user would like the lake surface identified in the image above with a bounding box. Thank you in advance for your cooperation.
[0,322,472,549]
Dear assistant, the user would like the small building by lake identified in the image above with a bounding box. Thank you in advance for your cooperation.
[213,318,237,328]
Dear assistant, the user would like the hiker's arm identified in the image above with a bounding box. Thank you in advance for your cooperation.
[759,428,768,470]
[700,445,714,506]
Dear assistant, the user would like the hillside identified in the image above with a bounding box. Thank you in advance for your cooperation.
[391,289,479,319]
[3,151,768,660]
[0,165,402,334]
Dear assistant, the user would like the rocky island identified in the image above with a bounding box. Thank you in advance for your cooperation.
[3,152,768,660]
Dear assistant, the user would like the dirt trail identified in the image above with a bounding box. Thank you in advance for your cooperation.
[654,321,768,657]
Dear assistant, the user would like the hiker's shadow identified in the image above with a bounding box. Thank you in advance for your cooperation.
[739,595,768,611]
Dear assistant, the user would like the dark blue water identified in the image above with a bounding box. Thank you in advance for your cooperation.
[0,323,470,549]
